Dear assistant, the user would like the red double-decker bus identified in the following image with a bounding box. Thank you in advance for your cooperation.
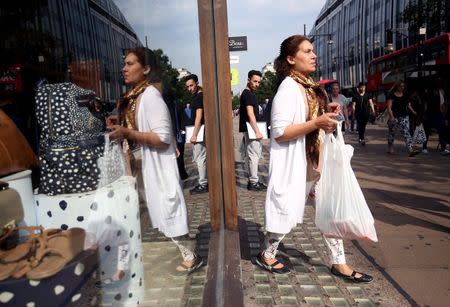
[367,33,450,111]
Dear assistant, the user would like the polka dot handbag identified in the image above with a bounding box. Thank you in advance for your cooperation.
[35,83,107,195]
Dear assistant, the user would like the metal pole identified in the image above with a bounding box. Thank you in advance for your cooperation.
[304,24,306,36]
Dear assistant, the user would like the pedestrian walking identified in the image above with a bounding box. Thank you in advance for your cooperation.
[422,83,449,155]
[408,89,424,136]
[239,70,267,191]
[185,74,209,194]
[256,35,373,283]
[330,82,350,132]
[351,82,375,145]
[165,95,189,180]
[386,81,419,156]
[108,47,203,274]
[184,102,193,124]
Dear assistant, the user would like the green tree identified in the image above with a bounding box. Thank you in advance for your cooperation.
[401,0,447,38]
[232,95,240,110]
[255,71,277,103]
[153,48,191,106]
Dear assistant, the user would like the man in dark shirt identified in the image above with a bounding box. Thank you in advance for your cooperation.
[352,82,375,145]
[239,70,266,191]
[185,74,208,194]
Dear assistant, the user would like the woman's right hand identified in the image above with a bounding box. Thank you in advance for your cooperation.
[315,113,338,133]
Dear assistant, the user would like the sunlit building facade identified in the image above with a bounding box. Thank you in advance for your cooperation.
[310,0,449,89]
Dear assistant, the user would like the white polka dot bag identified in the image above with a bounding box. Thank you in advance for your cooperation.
[35,83,107,195]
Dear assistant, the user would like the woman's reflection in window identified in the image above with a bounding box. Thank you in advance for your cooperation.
[108,47,203,273]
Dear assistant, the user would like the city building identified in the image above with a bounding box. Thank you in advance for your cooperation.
[261,62,275,76]
[177,68,191,80]
[309,0,449,89]
[0,0,140,150]
[0,0,140,102]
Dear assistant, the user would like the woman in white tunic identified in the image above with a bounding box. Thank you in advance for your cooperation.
[108,47,203,273]
[256,36,373,283]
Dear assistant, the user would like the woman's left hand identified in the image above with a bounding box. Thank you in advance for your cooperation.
[327,102,341,114]
[108,125,128,141]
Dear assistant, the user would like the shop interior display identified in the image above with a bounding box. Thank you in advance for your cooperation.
[1,81,145,305]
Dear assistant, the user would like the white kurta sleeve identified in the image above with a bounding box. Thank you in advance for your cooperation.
[271,79,298,139]
[141,87,172,144]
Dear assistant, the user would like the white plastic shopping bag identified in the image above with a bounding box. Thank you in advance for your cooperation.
[315,122,378,242]
[97,133,128,188]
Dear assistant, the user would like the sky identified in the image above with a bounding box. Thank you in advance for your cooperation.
[113,0,327,94]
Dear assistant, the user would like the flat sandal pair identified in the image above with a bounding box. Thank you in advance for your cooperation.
[0,226,86,281]
[0,226,43,281]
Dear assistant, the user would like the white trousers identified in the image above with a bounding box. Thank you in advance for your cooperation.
[243,133,262,184]
[193,142,208,186]
[171,236,195,262]
[262,232,346,264]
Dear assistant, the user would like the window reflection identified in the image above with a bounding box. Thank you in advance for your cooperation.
[1,0,206,305]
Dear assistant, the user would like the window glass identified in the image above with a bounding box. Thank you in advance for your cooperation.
[0,1,207,306]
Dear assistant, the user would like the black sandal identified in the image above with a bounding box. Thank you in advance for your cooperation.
[330,266,373,283]
[255,253,290,274]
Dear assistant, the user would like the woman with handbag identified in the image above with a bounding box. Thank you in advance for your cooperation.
[256,35,373,283]
[108,47,202,273]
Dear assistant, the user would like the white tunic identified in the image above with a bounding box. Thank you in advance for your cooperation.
[138,86,189,238]
[265,77,308,234]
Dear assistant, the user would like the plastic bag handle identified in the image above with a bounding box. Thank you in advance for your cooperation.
[335,121,344,144]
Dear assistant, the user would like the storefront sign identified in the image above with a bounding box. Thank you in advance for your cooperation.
[230,55,239,64]
[230,68,239,86]
[229,36,247,51]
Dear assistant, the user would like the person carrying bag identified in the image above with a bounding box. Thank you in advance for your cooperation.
[315,122,378,242]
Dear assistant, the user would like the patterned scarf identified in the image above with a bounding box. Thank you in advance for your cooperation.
[121,79,150,130]
[289,70,325,166]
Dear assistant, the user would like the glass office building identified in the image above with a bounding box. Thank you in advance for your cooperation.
[0,0,140,102]
[309,0,449,89]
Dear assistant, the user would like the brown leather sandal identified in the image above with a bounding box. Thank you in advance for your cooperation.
[13,228,85,280]
[0,226,43,281]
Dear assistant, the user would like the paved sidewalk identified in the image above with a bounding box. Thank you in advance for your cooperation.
[235,120,408,306]
[136,118,448,306]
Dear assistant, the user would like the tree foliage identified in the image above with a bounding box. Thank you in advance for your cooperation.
[401,0,447,37]
[153,48,191,106]
[232,95,240,110]
[255,71,278,103]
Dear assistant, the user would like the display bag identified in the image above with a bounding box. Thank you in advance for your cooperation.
[315,122,378,242]
[35,83,106,195]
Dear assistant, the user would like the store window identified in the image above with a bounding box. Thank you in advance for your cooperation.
[0,1,227,305]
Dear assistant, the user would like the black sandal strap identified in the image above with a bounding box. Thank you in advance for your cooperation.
[270,260,282,268]
[351,271,357,277]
